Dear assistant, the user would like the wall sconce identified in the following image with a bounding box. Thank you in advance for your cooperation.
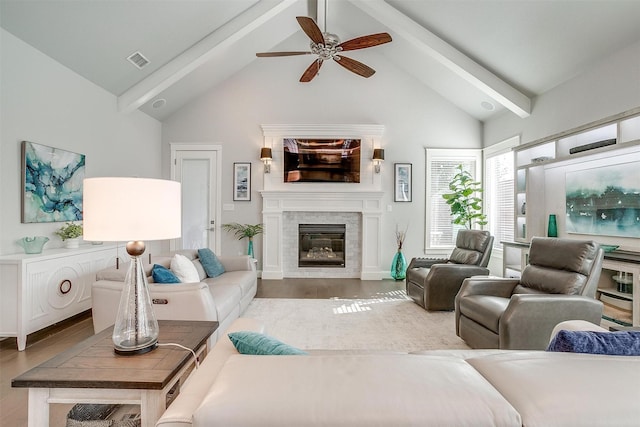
[260,147,272,173]
[372,148,385,173]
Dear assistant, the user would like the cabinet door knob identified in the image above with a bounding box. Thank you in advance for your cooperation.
[59,279,72,295]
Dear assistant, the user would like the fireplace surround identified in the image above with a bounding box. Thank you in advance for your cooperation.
[260,124,385,280]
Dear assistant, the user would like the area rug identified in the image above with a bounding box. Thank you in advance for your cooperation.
[242,290,470,352]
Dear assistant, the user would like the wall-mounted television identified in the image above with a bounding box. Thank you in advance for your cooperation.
[283,138,361,183]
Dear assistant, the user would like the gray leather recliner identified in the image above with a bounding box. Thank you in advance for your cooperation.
[455,237,604,350]
[406,230,494,311]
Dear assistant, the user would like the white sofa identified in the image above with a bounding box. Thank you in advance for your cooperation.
[156,319,640,427]
[91,250,257,341]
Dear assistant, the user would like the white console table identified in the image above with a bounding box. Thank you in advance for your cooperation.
[0,244,121,350]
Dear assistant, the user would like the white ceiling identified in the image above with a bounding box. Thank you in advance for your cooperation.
[2,0,640,122]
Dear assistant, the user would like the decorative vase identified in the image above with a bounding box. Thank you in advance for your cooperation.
[247,238,255,259]
[547,214,558,237]
[19,236,49,254]
[390,249,407,280]
[64,238,81,249]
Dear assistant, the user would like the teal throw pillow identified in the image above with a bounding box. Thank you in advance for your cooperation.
[151,264,180,284]
[228,331,308,355]
[198,248,225,278]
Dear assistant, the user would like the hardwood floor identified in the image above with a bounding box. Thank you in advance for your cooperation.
[0,278,404,427]
[256,277,406,299]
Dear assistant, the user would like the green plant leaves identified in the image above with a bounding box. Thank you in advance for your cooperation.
[441,165,487,229]
[221,222,264,240]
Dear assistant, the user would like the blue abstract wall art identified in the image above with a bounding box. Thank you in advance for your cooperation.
[566,162,640,237]
[21,141,85,223]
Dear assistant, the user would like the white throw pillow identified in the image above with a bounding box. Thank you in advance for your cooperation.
[170,253,200,283]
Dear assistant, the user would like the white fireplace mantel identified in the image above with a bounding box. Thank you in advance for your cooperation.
[260,190,384,280]
[259,124,386,280]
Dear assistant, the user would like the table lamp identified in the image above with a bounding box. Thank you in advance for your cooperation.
[83,177,181,355]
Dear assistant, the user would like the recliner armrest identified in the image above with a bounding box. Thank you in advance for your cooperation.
[457,277,520,299]
[427,264,490,291]
[500,295,604,350]
[408,257,448,269]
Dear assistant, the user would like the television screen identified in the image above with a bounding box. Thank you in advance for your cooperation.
[283,138,361,183]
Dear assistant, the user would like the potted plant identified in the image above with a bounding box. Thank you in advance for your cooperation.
[221,223,264,258]
[442,164,487,229]
[55,222,83,248]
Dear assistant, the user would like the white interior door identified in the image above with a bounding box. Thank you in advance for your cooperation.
[171,146,221,253]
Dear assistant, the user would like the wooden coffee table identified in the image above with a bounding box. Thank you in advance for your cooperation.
[12,320,218,427]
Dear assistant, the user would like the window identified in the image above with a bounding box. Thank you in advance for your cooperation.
[425,149,482,252]
[484,136,519,250]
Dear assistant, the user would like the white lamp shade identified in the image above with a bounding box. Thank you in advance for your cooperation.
[83,177,181,242]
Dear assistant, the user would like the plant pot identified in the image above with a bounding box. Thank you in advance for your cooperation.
[247,239,255,259]
[64,238,81,249]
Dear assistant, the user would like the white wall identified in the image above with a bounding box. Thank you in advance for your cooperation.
[162,54,482,264]
[484,40,640,147]
[484,39,640,256]
[0,29,163,255]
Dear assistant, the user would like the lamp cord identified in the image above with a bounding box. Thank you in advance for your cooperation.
[157,342,200,369]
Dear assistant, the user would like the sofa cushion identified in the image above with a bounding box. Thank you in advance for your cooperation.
[208,283,242,320]
[151,264,180,284]
[547,330,640,355]
[198,248,225,278]
[228,331,307,355]
[193,354,521,427]
[519,265,586,295]
[170,253,200,283]
[468,352,640,427]
[191,259,208,281]
[208,270,255,296]
[449,248,481,265]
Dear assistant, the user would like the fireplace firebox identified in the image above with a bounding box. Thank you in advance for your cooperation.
[299,224,346,267]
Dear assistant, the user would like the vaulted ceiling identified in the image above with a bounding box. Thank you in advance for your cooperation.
[2,0,640,122]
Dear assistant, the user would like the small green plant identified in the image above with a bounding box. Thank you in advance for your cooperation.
[55,222,83,240]
[221,223,264,240]
[442,165,487,229]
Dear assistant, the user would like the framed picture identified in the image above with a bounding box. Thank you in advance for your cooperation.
[21,141,85,223]
[565,162,640,237]
[233,162,251,201]
[394,163,412,202]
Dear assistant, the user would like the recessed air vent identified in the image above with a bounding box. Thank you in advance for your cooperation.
[127,51,149,69]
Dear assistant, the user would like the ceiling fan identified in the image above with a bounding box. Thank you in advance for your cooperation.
[256,16,392,82]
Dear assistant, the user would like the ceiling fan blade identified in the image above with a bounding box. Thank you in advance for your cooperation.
[300,59,323,83]
[296,16,325,45]
[338,33,392,51]
[256,51,312,57]
[333,55,375,78]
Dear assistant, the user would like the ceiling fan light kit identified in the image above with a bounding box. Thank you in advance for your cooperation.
[256,16,391,82]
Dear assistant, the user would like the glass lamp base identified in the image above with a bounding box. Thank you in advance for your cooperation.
[114,340,157,356]
[112,246,160,357]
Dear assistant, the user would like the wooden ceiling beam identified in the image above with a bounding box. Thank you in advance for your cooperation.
[117,0,300,114]
[349,0,531,118]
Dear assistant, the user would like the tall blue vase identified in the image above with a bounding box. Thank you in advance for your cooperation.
[547,214,558,237]
[390,249,407,280]
[247,239,255,258]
